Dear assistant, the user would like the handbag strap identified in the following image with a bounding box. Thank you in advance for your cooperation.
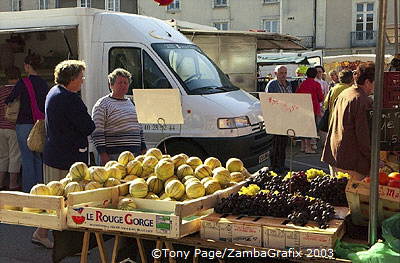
[326,88,333,111]
[23,77,45,122]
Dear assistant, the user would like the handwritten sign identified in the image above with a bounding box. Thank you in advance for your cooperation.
[369,109,400,151]
[133,89,184,124]
[259,93,318,138]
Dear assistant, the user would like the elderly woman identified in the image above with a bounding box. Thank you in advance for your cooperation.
[92,68,146,165]
[322,63,374,180]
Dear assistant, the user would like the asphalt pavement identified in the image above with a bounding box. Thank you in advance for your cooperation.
[0,142,328,263]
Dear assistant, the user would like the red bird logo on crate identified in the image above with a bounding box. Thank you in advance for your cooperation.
[73,207,84,214]
[72,207,86,224]
[154,0,174,6]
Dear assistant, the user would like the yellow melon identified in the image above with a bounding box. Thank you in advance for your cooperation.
[126,160,143,176]
[212,167,231,186]
[89,166,109,183]
[134,155,145,163]
[30,184,51,196]
[104,178,121,187]
[46,181,64,196]
[145,148,163,160]
[194,164,212,179]
[118,151,135,166]
[200,177,213,184]
[184,177,200,186]
[164,176,179,185]
[129,178,148,198]
[118,197,137,211]
[172,154,187,169]
[64,182,83,197]
[84,181,103,190]
[112,163,127,178]
[105,160,119,168]
[69,162,90,181]
[230,172,245,183]
[204,180,222,195]
[142,156,158,177]
[155,159,174,181]
[106,166,124,180]
[124,174,139,181]
[226,158,244,172]
[146,176,164,194]
[185,181,205,199]
[60,177,72,188]
[182,175,196,184]
[165,180,185,199]
[145,192,160,200]
[204,157,222,170]
[186,157,202,170]
[176,164,194,179]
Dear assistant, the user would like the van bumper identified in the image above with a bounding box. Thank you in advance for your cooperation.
[193,130,273,171]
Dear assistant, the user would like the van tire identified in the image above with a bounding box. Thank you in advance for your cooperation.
[163,140,207,159]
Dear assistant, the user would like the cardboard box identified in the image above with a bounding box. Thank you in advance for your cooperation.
[346,179,400,226]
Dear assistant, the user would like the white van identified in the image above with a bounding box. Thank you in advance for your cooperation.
[0,8,272,170]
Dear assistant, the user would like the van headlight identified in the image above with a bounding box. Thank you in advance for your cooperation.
[218,116,250,129]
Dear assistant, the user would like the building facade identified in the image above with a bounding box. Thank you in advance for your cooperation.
[0,0,397,55]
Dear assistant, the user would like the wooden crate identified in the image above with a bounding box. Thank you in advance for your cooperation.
[0,191,67,230]
[67,179,248,238]
[201,213,345,250]
[345,179,400,226]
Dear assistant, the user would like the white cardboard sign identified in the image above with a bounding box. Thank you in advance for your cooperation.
[133,89,184,124]
[259,93,318,138]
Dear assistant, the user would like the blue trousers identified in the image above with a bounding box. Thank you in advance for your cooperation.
[16,124,43,192]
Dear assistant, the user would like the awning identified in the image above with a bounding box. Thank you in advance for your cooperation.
[257,55,310,65]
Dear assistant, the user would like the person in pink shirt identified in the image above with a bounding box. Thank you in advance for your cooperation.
[296,67,324,153]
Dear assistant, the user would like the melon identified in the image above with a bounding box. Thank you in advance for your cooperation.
[145,192,160,199]
[226,158,244,172]
[146,176,164,194]
[184,177,200,186]
[89,166,108,183]
[182,175,196,184]
[118,197,137,211]
[85,181,103,190]
[186,157,202,170]
[135,155,145,163]
[30,184,51,196]
[200,177,213,184]
[46,181,64,196]
[179,153,189,161]
[124,174,139,181]
[155,159,174,181]
[194,164,212,179]
[162,154,171,159]
[104,178,121,187]
[204,157,222,170]
[145,148,163,160]
[126,160,143,176]
[185,181,205,199]
[176,164,194,179]
[106,166,124,180]
[164,176,179,185]
[129,178,148,198]
[212,167,231,186]
[112,163,127,178]
[105,160,119,168]
[204,180,222,195]
[165,180,185,199]
[118,151,135,166]
[172,154,187,169]
[230,172,245,183]
[64,182,83,196]
[69,162,90,181]
[60,177,72,188]
[142,156,158,177]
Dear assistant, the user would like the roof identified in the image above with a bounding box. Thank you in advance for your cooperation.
[324,54,393,64]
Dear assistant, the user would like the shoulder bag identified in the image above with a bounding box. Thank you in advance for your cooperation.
[318,89,332,132]
[23,77,46,152]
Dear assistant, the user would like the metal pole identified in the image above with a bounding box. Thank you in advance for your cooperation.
[395,0,399,54]
[369,0,387,246]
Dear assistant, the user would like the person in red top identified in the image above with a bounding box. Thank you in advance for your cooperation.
[0,66,21,190]
[296,67,324,153]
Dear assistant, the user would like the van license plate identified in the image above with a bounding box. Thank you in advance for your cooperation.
[258,152,269,164]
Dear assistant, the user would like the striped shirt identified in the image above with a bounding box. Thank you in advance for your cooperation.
[92,95,146,155]
[0,85,16,130]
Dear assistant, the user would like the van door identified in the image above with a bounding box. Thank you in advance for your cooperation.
[103,43,182,148]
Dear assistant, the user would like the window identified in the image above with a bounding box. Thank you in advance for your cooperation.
[105,0,120,11]
[263,0,279,3]
[80,0,91,7]
[213,22,229,31]
[356,2,374,40]
[109,47,171,93]
[39,0,48,9]
[214,0,227,7]
[167,0,180,11]
[11,0,22,11]
[263,19,280,33]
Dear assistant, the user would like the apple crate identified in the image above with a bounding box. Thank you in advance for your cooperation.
[0,191,67,230]
[67,179,248,238]
[345,179,400,226]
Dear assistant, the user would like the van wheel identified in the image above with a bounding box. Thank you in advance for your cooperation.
[163,140,207,159]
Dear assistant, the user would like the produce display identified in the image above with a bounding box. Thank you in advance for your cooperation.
[362,171,400,188]
[24,148,250,212]
[248,168,349,206]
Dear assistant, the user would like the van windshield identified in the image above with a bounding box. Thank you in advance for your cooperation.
[152,43,239,95]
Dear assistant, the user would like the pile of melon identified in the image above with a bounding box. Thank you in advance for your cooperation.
[20,148,250,212]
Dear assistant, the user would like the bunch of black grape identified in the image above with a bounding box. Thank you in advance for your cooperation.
[264,175,289,193]
[306,199,335,229]
[247,168,276,189]
[288,211,309,226]
[286,171,310,195]
[307,176,348,206]
[215,193,254,215]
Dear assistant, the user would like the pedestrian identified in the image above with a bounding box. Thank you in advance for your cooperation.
[265,65,292,174]
[296,67,324,154]
[38,60,95,249]
[323,69,353,123]
[328,70,339,88]
[92,68,146,165]
[322,63,375,180]
[5,53,49,193]
[315,66,329,97]
[0,66,22,191]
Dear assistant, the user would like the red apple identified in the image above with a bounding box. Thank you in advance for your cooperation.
[379,172,390,185]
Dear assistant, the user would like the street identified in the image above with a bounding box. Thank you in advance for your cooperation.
[0,142,328,263]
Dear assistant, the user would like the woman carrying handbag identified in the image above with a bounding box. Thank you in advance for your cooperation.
[5,53,49,193]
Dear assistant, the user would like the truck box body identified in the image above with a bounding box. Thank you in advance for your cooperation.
[0,8,272,169]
